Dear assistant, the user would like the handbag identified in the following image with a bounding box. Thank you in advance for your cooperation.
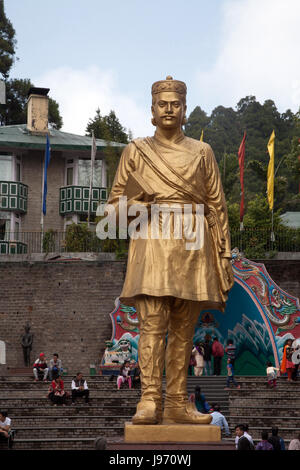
[190,357,196,366]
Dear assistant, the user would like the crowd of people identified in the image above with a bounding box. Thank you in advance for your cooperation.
[235,425,300,450]
[190,336,241,390]
[187,335,300,450]
[187,390,300,451]
[189,336,299,389]
[116,361,141,390]
[1,339,296,450]
[32,352,90,406]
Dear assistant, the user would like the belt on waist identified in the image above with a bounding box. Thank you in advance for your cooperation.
[154,199,210,215]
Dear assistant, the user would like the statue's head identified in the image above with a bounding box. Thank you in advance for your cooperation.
[151,76,187,129]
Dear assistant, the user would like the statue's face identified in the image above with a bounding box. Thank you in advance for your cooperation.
[152,91,186,130]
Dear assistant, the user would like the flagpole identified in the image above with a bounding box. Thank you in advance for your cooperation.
[41,134,51,252]
[88,130,96,229]
[271,209,275,243]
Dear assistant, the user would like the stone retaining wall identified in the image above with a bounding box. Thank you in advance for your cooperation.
[0,260,126,375]
[1,259,299,376]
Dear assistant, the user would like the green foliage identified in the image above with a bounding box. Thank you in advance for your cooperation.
[64,223,101,252]
[0,78,31,125]
[86,108,128,189]
[0,0,16,79]
[243,236,270,260]
[42,229,57,254]
[243,194,282,228]
[227,202,240,229]
[86,108,128,144]
[186,95,299,215]
[104,143,123,190]
[218,153,240,202]
[95,215,129,258]
[0,78,63,128]
[48,97,63,130]
[100,235,128,260]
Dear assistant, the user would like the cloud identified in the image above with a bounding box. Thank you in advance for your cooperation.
[33,66,152,138]
[196,0,300,113]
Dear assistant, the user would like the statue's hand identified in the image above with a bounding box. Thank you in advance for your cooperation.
[221,257,234,289]
[128,191,156,214]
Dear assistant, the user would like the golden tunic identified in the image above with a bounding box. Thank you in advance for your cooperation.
[107,133,233,311]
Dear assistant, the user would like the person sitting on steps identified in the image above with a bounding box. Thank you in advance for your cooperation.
[71,372,90,405]
[33,353,49,382]
[48,375,69,406]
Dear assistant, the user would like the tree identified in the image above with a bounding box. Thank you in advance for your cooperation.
[86,108,128,144]
[86,108,129,189]
[184,106,209,140]
[104,110,128,144]
[243,194,282,228]
[0,0,16,80]
[48,97,63,130]
[0,78,63,128]
[86,108,110,140]
[185,96,298,216]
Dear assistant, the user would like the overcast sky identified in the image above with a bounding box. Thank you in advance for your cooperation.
[5,0,300,138]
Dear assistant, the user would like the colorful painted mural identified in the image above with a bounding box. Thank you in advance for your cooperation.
[100,250,300,376]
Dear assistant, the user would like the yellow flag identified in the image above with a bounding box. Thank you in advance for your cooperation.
[200,129,204,142]
[267,130,275,210]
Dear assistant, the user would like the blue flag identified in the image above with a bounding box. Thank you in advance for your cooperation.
[42,134,51,215]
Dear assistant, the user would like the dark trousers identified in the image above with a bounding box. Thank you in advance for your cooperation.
[49,392,67,405]
[72,389,89,403]
[213,357,222,375]
[292,364,299,381]
[226,376,238,387]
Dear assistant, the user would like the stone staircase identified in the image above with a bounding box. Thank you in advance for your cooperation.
[224,376,300,448]
[0,373,297,450]
[0,373,231,450]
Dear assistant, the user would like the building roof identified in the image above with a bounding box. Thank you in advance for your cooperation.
[280,212,300,229]
[0,124,126,152]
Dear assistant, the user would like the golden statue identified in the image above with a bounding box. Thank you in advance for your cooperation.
[107,76,234,425]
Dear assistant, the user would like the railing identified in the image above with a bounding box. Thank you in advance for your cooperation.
[230,227,300,258]
[0,231,102,254]
[0,227,299,256]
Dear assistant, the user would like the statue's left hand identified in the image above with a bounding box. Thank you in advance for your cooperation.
[221,258,234,289]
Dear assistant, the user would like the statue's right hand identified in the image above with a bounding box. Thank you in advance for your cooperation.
[128,191,156,213]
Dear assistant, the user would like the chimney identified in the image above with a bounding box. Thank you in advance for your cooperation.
[27,87,50,135]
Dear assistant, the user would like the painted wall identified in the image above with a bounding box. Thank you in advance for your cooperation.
[101,254,300,376]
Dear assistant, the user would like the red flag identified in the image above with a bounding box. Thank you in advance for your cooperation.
[238,132,246,227]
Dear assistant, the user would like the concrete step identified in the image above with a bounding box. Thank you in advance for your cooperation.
[0,389,142,398]
[1,437,96,451]
[12,425,125,439]
[9,415,133,425]
[0,398,140,408]
[3,405,138,416]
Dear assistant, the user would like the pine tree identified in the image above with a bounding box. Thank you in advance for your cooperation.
[86,108,128,144]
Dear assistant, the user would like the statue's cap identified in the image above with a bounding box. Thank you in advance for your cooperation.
[151,76,187,96]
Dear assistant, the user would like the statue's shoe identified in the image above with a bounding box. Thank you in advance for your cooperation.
[132,400,162,425]
[163,402,212,425]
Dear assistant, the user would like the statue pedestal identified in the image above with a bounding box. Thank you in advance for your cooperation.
[124,422,221,443]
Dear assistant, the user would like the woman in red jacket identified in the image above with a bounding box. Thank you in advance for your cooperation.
[47,375,69,406]
[281,339,295,382]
